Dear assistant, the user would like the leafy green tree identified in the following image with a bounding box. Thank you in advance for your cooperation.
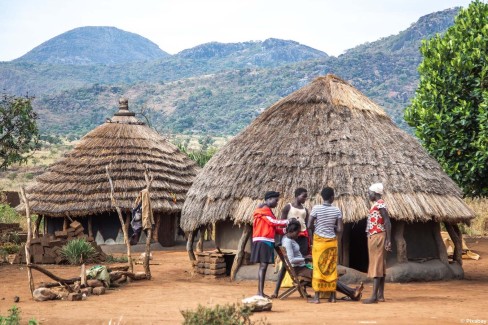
[0,94,40,169]
[405,1,488,196]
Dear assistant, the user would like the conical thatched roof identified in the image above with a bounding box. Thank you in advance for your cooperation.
[20,99,198,217]
[181,75,474,232]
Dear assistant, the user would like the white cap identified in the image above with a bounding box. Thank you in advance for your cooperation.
[369,183,384,194]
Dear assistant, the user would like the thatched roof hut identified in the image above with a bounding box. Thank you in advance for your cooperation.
[21,98,198,246]
[181,75,474,280]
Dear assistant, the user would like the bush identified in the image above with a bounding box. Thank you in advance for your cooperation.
[60,238,97,265]
[181,303,268,325]
[0,243,20,254]
[0,305,37,325]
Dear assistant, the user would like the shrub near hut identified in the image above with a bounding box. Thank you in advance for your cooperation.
[60,238,97,265]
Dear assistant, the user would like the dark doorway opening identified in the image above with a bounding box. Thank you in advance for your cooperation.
[348,219,369,273]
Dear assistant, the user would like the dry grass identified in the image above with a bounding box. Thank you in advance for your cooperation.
[464,197,488,236]
[181,74,474,232]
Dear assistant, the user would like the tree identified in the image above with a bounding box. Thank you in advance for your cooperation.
[404,0,488,196]
[0,94,40,169]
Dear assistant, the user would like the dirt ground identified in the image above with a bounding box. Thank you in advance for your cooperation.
[1,238,487,325]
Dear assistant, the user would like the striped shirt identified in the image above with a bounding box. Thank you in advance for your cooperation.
[310,203,342,239]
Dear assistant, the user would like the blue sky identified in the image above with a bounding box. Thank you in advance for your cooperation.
[0,0,473,61]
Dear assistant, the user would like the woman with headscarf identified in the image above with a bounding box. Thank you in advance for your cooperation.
[363,183,392,304]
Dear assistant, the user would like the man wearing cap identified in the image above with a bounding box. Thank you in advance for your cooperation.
[363,183,392,304]
[250,191,289,298]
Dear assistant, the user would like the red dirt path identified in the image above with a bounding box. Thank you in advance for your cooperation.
[1,238,487,324]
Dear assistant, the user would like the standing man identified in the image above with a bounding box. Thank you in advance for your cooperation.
[250,191,288,298]
[363,183,392,304]
[307,187,343,303]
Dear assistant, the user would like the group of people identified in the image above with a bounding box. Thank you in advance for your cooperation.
[250,184,391,304]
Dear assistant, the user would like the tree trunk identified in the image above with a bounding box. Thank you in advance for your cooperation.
[445,222,463,265]
[433,222,449,264]
[393,220,408,263]
[187,230,197,261]
[230,224,251,281]
[20,187,35,297]
[196,226,205,252]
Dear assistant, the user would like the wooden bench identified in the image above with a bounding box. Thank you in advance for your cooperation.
[274,245,311,300]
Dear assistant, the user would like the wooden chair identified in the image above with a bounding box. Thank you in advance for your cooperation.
[274,245,311,300]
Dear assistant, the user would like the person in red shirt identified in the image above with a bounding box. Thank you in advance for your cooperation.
[250,191,288,298]
[363,183,392,304]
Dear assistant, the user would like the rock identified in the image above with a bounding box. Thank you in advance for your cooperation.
[92,287,106,295]
[241,295,272,312]
[67,293,82,301]
[13,296,19,303]
[86,279,104,288]
[33,288,58,301]
[80,287,93,296]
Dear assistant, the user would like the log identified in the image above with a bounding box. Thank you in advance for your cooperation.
[433,222,449,264]
[20,187,35,297]
[393,220,408,263]
[107,265,130,272]
[230,224,251,281]
[445,222,463,265]
[28,264,80,285]
[80,264,86,287]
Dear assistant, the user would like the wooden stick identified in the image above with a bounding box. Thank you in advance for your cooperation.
[196,226,204,252]
[106,164,134,274]
[80,263,86,287]
[20,187,35,297]
[393,220,408,263]
[230,224,251,281]
[63,218,68,231]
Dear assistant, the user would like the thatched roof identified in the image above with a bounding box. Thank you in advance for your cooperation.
[20,99,199,217]
[181,75,474,232]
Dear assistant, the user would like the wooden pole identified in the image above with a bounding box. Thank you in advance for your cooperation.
[433,222,449,265]
[444,222,463,265]
[33,215,42,239]
[393,220,408,263]
[62,217,68,231]
[196,226,205,252]
[106,164,134,274]
[43,215,47,236]
[230,224,251,281]
[80,263,86,287]
[88,217,93,238]
[143,164,154,280]
[186,230,197,261]
[20,187,35,297]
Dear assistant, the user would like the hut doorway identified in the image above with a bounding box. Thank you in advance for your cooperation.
[345,219,369,273]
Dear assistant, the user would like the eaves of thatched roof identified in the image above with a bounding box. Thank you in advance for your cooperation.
[19,99,199,217]
[181,75,474,232]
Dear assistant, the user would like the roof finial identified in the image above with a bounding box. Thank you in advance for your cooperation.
[114,97,135,116]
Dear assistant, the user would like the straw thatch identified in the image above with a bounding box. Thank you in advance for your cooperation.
[181,74,474,232]
[19,99,198,217]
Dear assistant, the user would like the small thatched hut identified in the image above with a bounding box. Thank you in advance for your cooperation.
[181,75,474,281]
[20,99,198,246]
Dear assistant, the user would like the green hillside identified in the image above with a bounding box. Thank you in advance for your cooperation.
[1,8,460,138]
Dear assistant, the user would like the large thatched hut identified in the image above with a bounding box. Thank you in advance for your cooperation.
[20,99,198,246]
[181,75,474,281]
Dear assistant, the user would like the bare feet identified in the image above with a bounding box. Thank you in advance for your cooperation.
[377,297,385,302]
[270,294,277,299]
[308,298,320,304]
[362,297,378,304]
[353,282,364,301]
[328,293,336,303]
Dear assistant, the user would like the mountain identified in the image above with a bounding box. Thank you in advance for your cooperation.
[1,8,461,138]
[14,26,169,65]
[177,38,327,67]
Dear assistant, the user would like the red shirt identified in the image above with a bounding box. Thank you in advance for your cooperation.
[252,206,287,243]
[366,199,387,235]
